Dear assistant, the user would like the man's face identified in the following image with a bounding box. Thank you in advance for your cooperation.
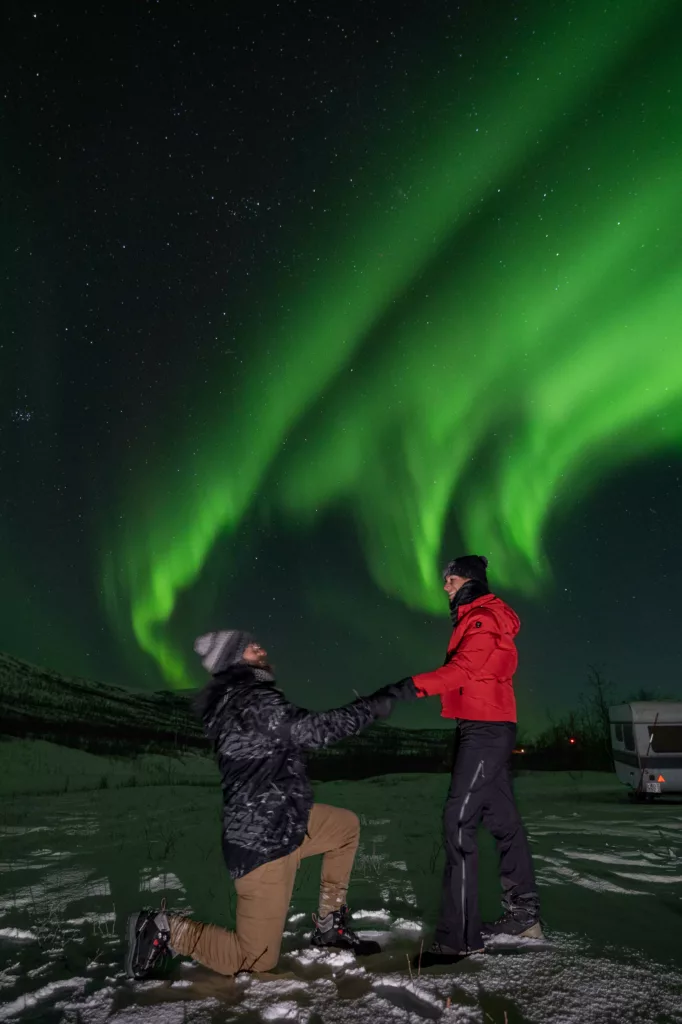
[443,574,469,600]
[242,642,269,668]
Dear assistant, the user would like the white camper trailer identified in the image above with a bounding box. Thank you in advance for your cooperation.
[609,702,682,799]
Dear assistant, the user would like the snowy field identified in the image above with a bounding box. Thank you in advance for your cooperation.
[0,770,681,1023]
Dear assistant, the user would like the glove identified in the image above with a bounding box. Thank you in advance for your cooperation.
[372,677,420,702]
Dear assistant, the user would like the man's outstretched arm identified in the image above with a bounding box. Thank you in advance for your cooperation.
[246,688,394,751]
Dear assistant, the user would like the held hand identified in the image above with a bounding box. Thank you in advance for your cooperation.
[394,677,420,701]
[373,677,420,702]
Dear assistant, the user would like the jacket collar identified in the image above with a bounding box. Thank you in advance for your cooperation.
[449,579,490,626]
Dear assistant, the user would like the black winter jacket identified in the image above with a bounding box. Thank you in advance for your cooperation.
[196,665,387,879]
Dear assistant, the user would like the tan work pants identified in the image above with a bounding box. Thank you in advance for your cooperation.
[169,803,360,975]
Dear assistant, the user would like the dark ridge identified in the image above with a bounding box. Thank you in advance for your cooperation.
[0,651,457,777]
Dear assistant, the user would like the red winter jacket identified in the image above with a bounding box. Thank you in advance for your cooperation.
[413,593,520,722]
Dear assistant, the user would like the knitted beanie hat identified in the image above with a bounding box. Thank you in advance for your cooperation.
[442,555,489,584]
[193,630,254,674]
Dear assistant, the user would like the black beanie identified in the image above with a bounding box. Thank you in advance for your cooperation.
[442,555,489,584]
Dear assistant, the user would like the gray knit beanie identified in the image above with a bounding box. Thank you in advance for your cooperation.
[193,630,254,674]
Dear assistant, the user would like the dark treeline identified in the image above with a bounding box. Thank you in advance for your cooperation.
[516,669,676,772]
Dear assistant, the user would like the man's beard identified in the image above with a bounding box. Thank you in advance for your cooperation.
[253,662,275,682]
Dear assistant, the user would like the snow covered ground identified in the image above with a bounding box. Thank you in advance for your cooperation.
[0,771,681,1023]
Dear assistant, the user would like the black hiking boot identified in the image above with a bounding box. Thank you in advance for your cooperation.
[126,903,171,979]
[311,905,381,956]
[481,892,543,941]
[412,941,485,970]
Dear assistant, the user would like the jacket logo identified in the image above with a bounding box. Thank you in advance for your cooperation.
[475,621,482,628]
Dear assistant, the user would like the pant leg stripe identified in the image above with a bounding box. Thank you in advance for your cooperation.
[457,759,484,950]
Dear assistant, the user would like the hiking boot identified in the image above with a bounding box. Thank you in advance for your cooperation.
[126,904,171,979]
[311,905,381,956]
[412,941,485,970]
[481,892,543,940]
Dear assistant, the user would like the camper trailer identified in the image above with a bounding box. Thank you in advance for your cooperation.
[609,702,682,800]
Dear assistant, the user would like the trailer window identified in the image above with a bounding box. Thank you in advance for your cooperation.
[649,726,682,754]
[614,723,624,743]
[623,724,635,751]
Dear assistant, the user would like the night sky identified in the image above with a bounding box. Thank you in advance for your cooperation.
[3,0,682,732]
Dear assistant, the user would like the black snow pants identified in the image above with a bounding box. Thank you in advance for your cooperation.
[435,720,536,952]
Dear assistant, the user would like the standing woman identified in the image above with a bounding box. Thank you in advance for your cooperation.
[393,555,541,968]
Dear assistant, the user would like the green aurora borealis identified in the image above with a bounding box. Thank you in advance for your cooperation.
[97,0,682,689]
